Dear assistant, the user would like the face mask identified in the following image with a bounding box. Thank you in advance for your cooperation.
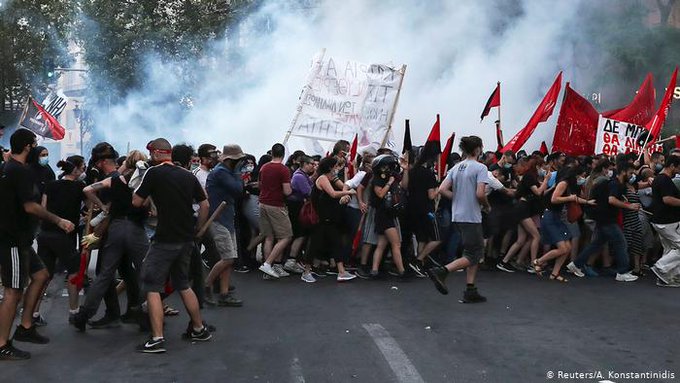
[39,157,49,167]
[538,169,547,177]
[577,178,586,186]
[77,172,86,182]
[607,170,614,178]
[629,174,637,184]
[242,164,255,173]
[655,163,663,172]
[504,163,512,169]
[190,163,199,172]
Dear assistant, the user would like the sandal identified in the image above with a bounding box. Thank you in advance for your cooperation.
[163,305,179,316]
[550,274,568,283]
[532,260,544,276]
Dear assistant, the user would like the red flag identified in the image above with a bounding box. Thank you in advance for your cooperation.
[539,141,549,155]
[551,83,599,156]
[676,135,680,149]
[646,67,678,142]
[480,82,501,121]
[502,72,562,153]
[439,132,455,180]
[422,114,441,158]
[19,97,66,140]
[603,73,656,125]
[348,133,358,178]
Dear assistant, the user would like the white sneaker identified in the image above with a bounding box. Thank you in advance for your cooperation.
[272,264,290,277]
[615,272,638,282]
[259,263,280,278]
[656,278,680,287]
[301,273,316,283]
[337,271,357,282]
[283,259,305,274]
[567,262,585,277]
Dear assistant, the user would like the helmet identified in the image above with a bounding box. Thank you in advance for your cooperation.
[372,154,399,175]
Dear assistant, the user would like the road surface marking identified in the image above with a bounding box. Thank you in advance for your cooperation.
[290,356,306,383]
[363,323,426,383]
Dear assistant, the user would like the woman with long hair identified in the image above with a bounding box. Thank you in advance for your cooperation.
[301,157,357,283]
[498,156,548,271]
[35,156,86,323]
[533,166,594,281]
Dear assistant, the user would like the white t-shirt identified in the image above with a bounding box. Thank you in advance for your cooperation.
[193,167,210,189]
[485,171,505,195]
[446,159,489,224]
[345,171,366,209]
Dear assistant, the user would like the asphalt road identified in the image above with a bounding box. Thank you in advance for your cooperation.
[2,267,678,383]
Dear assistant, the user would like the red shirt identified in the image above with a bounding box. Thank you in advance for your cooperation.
[258,162,291,207]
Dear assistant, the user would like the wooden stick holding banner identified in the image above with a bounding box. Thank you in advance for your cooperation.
[283,48,327,146]
[380,64,408,148]
[636,116,658,163]
[196,201,227,239]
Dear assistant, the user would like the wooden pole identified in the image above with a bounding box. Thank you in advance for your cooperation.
[380,64,408,148]
[283,48,326,146]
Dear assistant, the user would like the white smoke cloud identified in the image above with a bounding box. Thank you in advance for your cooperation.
[93,0,582,157]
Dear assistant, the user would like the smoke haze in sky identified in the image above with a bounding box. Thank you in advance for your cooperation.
[92,0,583,156]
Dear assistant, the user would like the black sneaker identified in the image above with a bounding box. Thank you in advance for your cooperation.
[183,326,212,342]
[88,316,121,329]
[461,288,487,304]
[72,311,88,332]
[387,269,401,277]
[0,341,31,360]
[234,265,251,273]
[217,293,243,307]
[136,337,166,354]
[426,267,449,295]
[355,267,371,279]
[228,285,236,292]
[496,261,516,273]
[13,325,50,344]
[409,261,427,278]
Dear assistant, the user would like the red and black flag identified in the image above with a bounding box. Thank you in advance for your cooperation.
[19,97,66,140]
[348,133,358,178]
[439,132,455,180]
[402,119,413,154]
[480,82,501,121]
[539,141,549,156]
[421,114,442,165]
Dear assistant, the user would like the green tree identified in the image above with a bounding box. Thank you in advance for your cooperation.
[0,0,76,116]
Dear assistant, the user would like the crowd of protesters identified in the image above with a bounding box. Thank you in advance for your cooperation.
[0,127,679,360]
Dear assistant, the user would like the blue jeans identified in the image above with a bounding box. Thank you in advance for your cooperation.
[574,223,630,274]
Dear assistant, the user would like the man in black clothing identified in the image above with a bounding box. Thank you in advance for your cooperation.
[0,129,75,360]
[72,144,149,331]
[133,138,211,353]
[407,152,441,277]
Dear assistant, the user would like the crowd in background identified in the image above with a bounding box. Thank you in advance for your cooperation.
[0,126,679,359]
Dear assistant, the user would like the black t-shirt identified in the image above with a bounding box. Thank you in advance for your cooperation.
[651,174,680,224]
[589,179,624,224]
[371,173,402,211]
[408,166,437,214]
[134,163,206,243]
[517,173,539,200]
[0,159,39,245]
[109,175,147,225]
[42,179,84,234]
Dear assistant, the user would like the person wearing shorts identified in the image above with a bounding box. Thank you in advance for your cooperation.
[0,129,75,360]
[427,136,489,303]
[204,144,246,307]
[257,143,293,278]
[133,138,212,354]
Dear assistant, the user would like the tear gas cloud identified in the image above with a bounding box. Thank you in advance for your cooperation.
[91,0,585,157]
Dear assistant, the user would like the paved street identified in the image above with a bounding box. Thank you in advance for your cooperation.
[3,268,678,383]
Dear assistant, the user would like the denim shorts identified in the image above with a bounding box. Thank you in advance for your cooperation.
[541,210,572,246]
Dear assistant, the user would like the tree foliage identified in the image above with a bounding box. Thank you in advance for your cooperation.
[0,0,76,113]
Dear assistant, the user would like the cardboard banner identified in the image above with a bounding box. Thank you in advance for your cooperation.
[595,116,663,156]
[288,51,405,150]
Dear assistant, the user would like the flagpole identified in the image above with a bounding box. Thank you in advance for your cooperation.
[380,64,407,148]
[283,48,326,146]
[496,82,503,151]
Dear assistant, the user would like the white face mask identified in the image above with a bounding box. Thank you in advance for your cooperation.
[607,170,614,178]
[77,172,86,182]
